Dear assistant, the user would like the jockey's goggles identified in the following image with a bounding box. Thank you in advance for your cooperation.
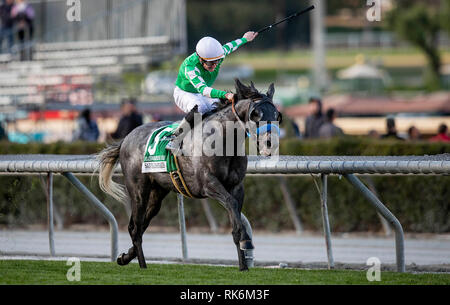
[201,58,221,67]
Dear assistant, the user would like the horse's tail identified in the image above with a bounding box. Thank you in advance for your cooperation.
[97,140,127,203]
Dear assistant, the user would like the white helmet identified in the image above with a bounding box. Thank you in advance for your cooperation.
[195,37,224,61]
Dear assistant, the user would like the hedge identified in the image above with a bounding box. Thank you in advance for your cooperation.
[0,138,449,233]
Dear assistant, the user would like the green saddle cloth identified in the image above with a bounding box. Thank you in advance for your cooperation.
[142,123,179,173]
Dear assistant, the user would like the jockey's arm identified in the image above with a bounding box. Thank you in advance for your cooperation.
[184,31,257,101]
[222,31,258,57]
[222,37,248,57]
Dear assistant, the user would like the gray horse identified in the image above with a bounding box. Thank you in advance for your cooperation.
[97,79,281,271]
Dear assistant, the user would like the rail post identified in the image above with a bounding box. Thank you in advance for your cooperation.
[46,172,55,256]
[177,194,189,260]
[62,172,119,262]
[344,174,405,272]
[320,174,334,269]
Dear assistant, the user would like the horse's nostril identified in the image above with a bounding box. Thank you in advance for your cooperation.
[267,140,271,148]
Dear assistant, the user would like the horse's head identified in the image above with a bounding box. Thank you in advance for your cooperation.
[235,79,282,156]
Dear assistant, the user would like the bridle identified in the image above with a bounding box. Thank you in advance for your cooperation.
[231,96,280,139]
[231,96,251,137]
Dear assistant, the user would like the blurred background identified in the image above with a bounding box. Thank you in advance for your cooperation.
[0,0,448,233]
[0,0,449,142]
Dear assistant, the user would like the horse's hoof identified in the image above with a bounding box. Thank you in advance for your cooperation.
[117,253,127,266]
[239,266,249,272]
[239,240,254,250]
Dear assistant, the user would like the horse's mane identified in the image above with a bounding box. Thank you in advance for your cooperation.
[203,79,266,118]
[235,79,265,101]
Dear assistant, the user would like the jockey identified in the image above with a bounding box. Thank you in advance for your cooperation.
[166,31,258,153]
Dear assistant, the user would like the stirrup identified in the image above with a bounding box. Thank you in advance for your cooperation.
[166,139,183,155]
[165,139,179,150]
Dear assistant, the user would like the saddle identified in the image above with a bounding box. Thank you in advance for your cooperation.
[141,123,195,198]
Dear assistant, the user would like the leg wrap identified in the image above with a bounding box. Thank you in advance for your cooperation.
[239,240,254,250]
[244,249,254,268]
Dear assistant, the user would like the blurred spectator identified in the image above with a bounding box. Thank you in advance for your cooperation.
[407,126,421,141]
[0,0,14,53]
[367,129,380,139]
[11,0,34,61]
[291,120,301,138]
[381,117,404,140]
[279,115,301,139]
[0,121,8,141]
[276,103,300,139]
[319,108,344,138]
[72,108,99,142]
[150,113,162,122]
[110,98,143,140]
[304,97,324,139]
[429,124,450,142]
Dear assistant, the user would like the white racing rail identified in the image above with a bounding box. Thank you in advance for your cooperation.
[1,153,449,272]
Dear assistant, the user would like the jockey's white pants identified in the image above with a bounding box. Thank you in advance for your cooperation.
[173,86,219,114]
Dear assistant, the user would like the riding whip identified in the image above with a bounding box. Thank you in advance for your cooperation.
[257,5,315,34]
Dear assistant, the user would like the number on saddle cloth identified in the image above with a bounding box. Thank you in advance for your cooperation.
[142,123,180,173]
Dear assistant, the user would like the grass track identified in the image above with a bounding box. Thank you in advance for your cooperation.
[0,260,449,285]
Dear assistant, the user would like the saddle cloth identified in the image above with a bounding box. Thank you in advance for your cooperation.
[142,123,179,173]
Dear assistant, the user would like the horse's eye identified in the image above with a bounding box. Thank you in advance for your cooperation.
[250,109,263,122]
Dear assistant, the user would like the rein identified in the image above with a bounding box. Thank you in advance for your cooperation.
[231,97,258,138]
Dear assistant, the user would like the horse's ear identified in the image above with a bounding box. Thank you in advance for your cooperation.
[235,78,245,90]
[235,78,244,98]
[266,83,275,99]
[235,78,252,100]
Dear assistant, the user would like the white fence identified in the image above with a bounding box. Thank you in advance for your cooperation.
[1,154,449,272]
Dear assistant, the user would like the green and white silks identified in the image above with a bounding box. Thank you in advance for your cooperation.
[174,37,248,99]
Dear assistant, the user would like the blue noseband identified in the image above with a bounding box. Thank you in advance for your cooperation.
[256,123,280,136]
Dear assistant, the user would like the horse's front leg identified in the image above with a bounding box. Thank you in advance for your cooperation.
[230,184,254,269]
[204,179,251,271]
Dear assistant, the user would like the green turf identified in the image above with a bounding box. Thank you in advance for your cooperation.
[0,260,449,285]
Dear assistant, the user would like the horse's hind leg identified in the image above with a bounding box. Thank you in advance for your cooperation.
[117,202,146,267]
[117,172,149,268]
[117,182,168,268]
[134,186,168,268]
[117,217,138,266]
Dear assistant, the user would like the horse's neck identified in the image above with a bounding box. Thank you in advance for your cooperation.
[210,99,251,124]
[195,99,251,156]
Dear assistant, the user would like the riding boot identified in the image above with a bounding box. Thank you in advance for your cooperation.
[166,105,198,154]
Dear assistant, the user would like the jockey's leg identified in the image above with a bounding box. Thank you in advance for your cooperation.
[198,95,220,114]
[173,86,199,113]
[167,88,210,153]
[173,86,219,113]
[165,105,198,154]
[173,104,198,137]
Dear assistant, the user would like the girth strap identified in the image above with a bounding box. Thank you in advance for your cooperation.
[169,154,195,198]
